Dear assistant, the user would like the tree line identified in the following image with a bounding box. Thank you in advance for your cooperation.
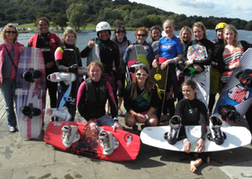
[1,0,252,31]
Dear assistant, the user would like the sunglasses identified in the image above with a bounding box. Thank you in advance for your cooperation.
[116,30,125,33]
[6,30,17,34]
[136,72,148,77]
[137,34,146,37]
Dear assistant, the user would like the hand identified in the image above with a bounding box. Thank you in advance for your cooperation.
[129,44,134,49]
[143,45,149,50]
[89,121,99,133]
[113,121,123,132]
[88,40,95,49]
[152,59,158,68]
[196,138,205,153]
[135,113,146,123]
[230,62,241,70]
[19,46,26,52]
[193,64,203,72]
[183,140,191,153]
[45,62,55,68]
[184,60,193,66]
[117,80,122,89]
[160,61,168,70]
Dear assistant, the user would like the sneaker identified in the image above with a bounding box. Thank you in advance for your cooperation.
[20,104,41,118]
[21,68,42,82]
[165,115,181,145]
[99,131,112,152]
[208,115,225,145]
[47,72,76,85]
[9,126,16,132]
[44,107,72,121]
[62,125,71,144]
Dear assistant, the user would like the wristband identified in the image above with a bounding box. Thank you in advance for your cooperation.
[144,114,149,119]
[113,117,118,122]
[173,58,177,64]
[183,138,189,143]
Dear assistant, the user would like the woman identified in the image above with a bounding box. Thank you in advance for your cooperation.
[28,17,61,119]
[175,79,209,173]
[150,25,162,45]
[208,22,227,116]
[111,26,131,116]
[123,27,155,67]
[152,20,183,122]
[0,24,24,132]
[54,29,84,121]
[124,66,159,132]
[177,26,193,101]
[219,24,243,85]
[76,61,122,132]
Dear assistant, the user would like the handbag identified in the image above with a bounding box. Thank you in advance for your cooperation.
[3,43,17,71]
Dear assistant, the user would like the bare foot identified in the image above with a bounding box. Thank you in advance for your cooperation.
[190,158,202,173]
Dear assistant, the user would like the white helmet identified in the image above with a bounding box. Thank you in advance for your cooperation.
[96,21,111,32]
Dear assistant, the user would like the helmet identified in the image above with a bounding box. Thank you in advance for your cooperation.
[215,22,227,31]
[96,21,111,32]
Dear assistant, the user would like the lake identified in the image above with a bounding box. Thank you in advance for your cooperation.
[16,29,252,67]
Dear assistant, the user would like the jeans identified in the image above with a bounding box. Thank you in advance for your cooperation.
[0,79,16,127]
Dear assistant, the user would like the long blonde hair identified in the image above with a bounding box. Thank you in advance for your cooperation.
[179,26,192,44]
[129,66,154,100]
[223,24,240,48]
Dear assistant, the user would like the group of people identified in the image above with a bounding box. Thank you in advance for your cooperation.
[0,17,251,173]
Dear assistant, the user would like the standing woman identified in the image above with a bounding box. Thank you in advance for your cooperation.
[218,24,243,85]
[124,66,159,132]
[177,26,193,101]
[111,26,131,115]
[123,27,155,67]
[54,29,84,121]
[175,79,209,173]
[152,20,183,122]
[0,24,24,132]
[28,17,61,119]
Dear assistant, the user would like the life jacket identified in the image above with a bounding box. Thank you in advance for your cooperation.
[84,78,108,118]
[29,33,60,60]
[60,46,80,67]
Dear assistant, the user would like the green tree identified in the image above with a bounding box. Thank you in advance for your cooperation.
[66,3,89,31]
[52,13,68,30]
[245,21,252,30]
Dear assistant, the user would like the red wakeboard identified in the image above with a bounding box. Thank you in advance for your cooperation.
[44,121,140,161]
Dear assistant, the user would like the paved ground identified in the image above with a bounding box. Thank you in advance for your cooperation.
[0,93,251,179]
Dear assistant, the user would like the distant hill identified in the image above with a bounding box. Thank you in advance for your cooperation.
[0,0,251,30]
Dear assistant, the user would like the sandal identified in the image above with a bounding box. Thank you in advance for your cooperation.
[118,110,124,116]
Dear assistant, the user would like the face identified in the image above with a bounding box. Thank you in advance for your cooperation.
[151,29,161,41]
[98,30,110,41]
[38,20,49,34]
[224,29,235,45]
[163,22,174,36]
[5,27,17,42]
[182,30,190,42]
[193,26,204,40]
[65,33,76,45]
[216,29,224,40]
[136,30,147,45]
[115,28,125,41]
[182,85,196,100]
[89,65,102,82]
[135,69,148,84]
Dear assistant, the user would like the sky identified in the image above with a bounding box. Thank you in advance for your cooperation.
[129,0,252,21]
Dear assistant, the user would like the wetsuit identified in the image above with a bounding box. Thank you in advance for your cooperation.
[76,77,117,125]
[124,84,159,113]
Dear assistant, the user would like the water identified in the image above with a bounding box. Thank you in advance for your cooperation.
[16,30,252,66]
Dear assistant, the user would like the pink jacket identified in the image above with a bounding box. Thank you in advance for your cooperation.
[0,39,24,83]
